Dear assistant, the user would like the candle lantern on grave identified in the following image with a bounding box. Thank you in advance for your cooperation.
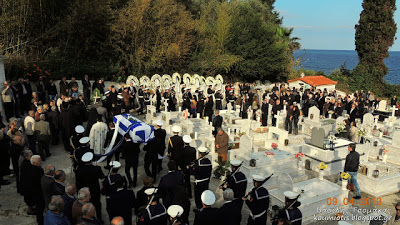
[372,169,379,178]
[249,159,256,167]
[284,139,289,146]
[328,135,336,150]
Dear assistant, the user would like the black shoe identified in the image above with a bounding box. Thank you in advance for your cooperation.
[354,196,361,199]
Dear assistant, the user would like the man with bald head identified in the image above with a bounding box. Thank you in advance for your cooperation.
[41,164,55,211]
[78,203,101,225]
[111,216,124,225]
[44,195,70,225]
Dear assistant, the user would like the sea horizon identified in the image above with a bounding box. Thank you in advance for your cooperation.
[294,49,400,84]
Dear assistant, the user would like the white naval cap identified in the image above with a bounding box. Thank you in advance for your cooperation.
[75,125,85,134]
[185,87,190,90]
[104,91,110,95]
[155,120,163,127]
[284,191,298,200]
[198,146,208,153]
[230,160,242,167]
[167,205,184,218]
[252,174,264,182]
[217,89,221,91]
[144,188,157,196]
[117,95,123,99]
[101,96,107,100]
[79,137,90,145]
[172,126,181,133]
[183,135,192,144]
[201,190,215,206]
[109,161,121,169]
[81,152,93,162]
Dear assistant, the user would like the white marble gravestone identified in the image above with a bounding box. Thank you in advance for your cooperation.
[308,106,320,122]
[363,113,374,126]
[267,127,289,145]
[377,100,387,111]
[233,134,253,160]
[392,130,400,147]
[336,116,345,125]
[311,127,325,149]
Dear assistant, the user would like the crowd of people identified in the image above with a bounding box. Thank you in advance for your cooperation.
[0,76,399,225]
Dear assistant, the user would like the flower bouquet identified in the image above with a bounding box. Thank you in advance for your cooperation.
[357,128,367,137]
[340,172,351,180]
[265,151,275,158]
[381,145,390,154]
[271,143,278,150]
[317,162,328,170]
[295,152,305,158]
[335,123,346,133]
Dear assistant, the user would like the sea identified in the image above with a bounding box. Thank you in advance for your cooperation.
[294,49,400,85]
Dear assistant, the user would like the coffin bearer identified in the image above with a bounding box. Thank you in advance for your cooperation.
[72,137,93,171]
[167,126,184,161]
[242,175,270,225]
[190,147,212,210]
[70,125,85,155]
[193,190,218,225]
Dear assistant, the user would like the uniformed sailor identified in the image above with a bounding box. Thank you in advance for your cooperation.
[167,205,187,225]
[215,89,223,110]
[179,135,196,198]
[242,175,270,225]
[156,86,162,113]
[102,161,127,221]
[190,147,212,210]
[138,188,168,225]
[275,191,302,225]
[144,88,151,106]
[228,90,237,110]
[193,190,218,225]
[72,137,94,171]
[207,85,214,97]
[76,152,106,223]
[167,126,184,161]
[138,85,145,114]
[70,125,85,155]
[219,159,247,199]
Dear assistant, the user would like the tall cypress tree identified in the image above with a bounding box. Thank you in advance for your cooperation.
[352,0,397,93]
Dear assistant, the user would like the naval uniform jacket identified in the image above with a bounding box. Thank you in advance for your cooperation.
[218,199,243,225]
[246,186,269,221]
[226,171,247,198]
[192,158,212,185]
[193,207,219,225]
[278,208,302,225]
[140,203,168,225]
[167,135,184,161]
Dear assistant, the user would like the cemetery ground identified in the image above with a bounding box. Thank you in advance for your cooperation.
[0,114,399,225]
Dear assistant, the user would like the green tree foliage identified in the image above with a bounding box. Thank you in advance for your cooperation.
[352,0,397,94]
[0,0,298,83]
[111,0,196,76]
[227,0,289,82]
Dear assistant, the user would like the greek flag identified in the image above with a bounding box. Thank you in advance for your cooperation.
[113,114,154,143]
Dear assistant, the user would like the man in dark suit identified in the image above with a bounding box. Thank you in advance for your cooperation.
[41,165,55,211]
[59,77,69,97]
[108,177,135,225]
[62,183,76,223]
[105,122,122,169]
[121,133,140,188]
[218,189,242,225]
[47,106,60,145]
[261,98,269,126]
[158,160,185,208]
[75,152,105,223]
[212,110,223,136]
[82,75,91,105]
[26,155,45,225]
[53,170,66,196]
[349,104,358,123]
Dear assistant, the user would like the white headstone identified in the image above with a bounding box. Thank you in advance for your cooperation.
[308,106,320,122]
[363,113,374,126]
[378,100,387,111]
[392,131,400,146]
[235,134,253,160]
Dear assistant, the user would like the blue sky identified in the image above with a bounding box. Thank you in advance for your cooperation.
[275,0,400,51]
